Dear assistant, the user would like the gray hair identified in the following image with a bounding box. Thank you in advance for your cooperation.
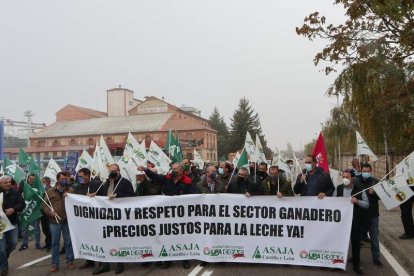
[173,162,184,172]
[0,175,12,183]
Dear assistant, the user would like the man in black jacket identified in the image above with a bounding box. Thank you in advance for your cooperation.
[72,168,101,270]
[355,163,383,268]
[293,155,334,198]
[227,167,261,196]
[88,164,134,275]
[0,175,26,276]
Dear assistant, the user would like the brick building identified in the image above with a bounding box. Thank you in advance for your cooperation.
[5,88,217,164]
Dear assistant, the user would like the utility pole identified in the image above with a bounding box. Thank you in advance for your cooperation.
[24,110,35,147]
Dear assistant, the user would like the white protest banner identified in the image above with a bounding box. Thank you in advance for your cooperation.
[66,194,353,269]
[329,168,343,188]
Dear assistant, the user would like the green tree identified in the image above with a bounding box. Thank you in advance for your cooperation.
[296,0,414,75]
[209,107,230,159]
[228,98,272,158]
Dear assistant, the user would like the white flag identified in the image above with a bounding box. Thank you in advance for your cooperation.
[91,145,103,180]
[255,134,267,164]
[193,149,205,170]
[75,149,93,172]
[117,153,138,191]
[244,132,258,162]
[147,141,172,175]
[272,149,291,178]
[125,133,147,167]
[329,168,343,188]
[356,131,378,161]
[99,135,115,180]
[374,152,414,210]
[233,152,241,167]
[44,157,61,185]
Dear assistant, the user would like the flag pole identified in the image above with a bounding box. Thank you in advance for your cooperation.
[277,174,280,195]
[44,191,60,223]
[226,167,237,190]
[352,160,408,197]
[293,152,307,185]
[28,186,62,220]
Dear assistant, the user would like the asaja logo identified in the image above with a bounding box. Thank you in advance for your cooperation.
[203,246,244,259]
[159,244,200,257]
[253,246,294,261]
[79,243,105,259]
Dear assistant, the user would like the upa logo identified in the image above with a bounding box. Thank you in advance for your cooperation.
[203,246,245,259]
[159,244,200,257]
[299,249,344,265]
[252,246,294,261]
[79,243,105,258]
[110,247,153,259]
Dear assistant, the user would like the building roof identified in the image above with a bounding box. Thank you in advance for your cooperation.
[66,104,107,118]
[32,113,175,138]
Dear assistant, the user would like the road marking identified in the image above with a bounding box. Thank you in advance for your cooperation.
[380,242,409,276]
[188,264,203,276]
[201,270,214,276]
[18,254,51,269]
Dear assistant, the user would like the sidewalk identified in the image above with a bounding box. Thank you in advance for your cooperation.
[379,204,414,275]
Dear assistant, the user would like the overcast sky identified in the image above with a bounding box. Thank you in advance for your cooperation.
[0,0,345,151]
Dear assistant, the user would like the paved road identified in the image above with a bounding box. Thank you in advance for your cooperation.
[8,240,398,276]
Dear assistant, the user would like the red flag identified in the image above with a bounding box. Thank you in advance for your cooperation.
[312,132,329,173]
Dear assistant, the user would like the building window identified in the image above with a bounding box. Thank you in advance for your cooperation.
[70,139,76,146]
[53,140,59,146]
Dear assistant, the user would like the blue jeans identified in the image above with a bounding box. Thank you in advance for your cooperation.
[21,219,40,247]
[0,226,18,271]
[367,216,380,262]
[50,223,74,267]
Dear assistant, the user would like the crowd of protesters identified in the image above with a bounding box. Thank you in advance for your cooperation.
[0,155,408,275]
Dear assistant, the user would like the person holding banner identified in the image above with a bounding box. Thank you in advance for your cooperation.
[227,167,261,196]
[195,165,226,194]
[217,161,232,183]
[354,163,383,268]
[89,164,134,275]
[334,169,369,275]
[293,155,334,198]
[138,163,193,269]
[261,166,293,197]
[72,168,101,270]
[0,175,25,276]
[42,171,76,273]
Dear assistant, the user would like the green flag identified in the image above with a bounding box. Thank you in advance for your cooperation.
[20,175,45,227]
[237,147,249,169]
[164,129,183,163]
[19,148,40,175]
[3,156,27,184]
[174,133,183,163]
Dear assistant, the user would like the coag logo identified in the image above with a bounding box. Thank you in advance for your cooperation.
[110,248,153,259]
